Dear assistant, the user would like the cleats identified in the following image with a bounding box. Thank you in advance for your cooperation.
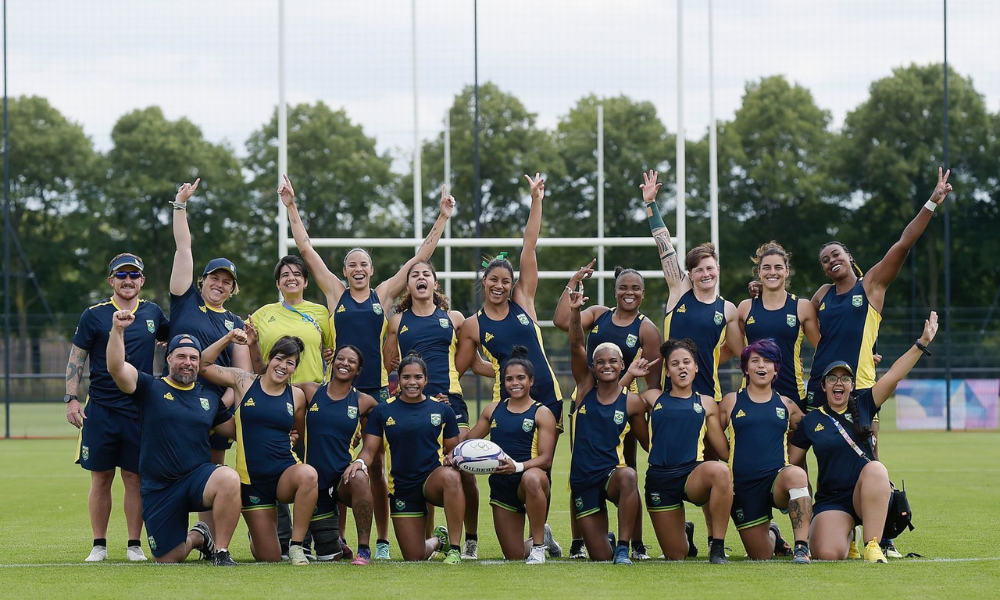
[126,545,148,562]
[770,522,792,557]
[791,542,811,565]
[613,545,632,565]
[882,539,902,559]
[84,546,107,563]
[631,543,652,561]
[526,545,547,565]
[443,548,462,565]
[543,523,563,558]
[191,521,215,561]
[352,547,372,566]
[865,539,888,564]
[709,543,729,564]
[213,549,237,566]
[288,544,310,566]
[686,521,698,557]
[374,541,391,560]
[461,539,478,560]
[569,540,588,560]
[432,526,450,557]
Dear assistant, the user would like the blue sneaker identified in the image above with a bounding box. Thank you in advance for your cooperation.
[613,545,632,565]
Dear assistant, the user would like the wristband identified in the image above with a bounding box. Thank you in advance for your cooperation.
[170,201,187,211]
[646,200,666,231]
[353,458,368,472]
[915,339,932,356]
[923,200,937,212]
[513,461,524,473]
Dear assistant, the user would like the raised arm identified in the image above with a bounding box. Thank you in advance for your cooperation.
[199,329,256,396]
[552,260,596,331]
[568,289,593,393]
[201,328,248,368]
[245,313,266,375]
[279,174,347,303]
[511,173,545,318]
[641,169,689,309]
[376,185,456,307]
[864,168,952,309]
[107,310,139,394]
[871,311,938,407]
[169,179,200,295]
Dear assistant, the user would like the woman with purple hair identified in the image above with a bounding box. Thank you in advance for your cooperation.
[719,338,812,564]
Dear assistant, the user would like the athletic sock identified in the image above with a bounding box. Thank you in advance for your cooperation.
[358,544,371,553]
[290,540,303,547]
[449,544,461,552]
[617,540,630,550]
[632,539,644,550]
[127,539,141,548]
[94,538,107,548]
[707,535,714,547]
[465,533,478,542]
[376,538,389,545]
[794,540,809,549]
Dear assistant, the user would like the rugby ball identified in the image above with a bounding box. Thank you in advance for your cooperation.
[452,439,507,475]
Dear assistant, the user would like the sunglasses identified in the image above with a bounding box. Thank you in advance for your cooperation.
[113,271,143,280]
[825,374,853,385]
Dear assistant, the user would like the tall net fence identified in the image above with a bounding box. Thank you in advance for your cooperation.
[3,0,1000,436]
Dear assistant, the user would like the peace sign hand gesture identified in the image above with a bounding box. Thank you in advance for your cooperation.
[640,170,661,205]
[175,178,201,204]
[928,167,953,205]
[524,173,545,203]
[277,174,296,207]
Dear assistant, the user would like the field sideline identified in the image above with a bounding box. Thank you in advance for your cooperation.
[2,424,1000,599]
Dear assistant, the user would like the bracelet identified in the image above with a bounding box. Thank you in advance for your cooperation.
[513,461,524,473]
[915,339,932,356]
[923,200,937,212]
[170,201,187,211]
[353,457,368,471]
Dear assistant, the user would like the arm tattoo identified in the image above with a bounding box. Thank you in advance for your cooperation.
[65,346,88,393]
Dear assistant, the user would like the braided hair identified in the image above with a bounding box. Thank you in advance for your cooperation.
[819,241,864,278]
[846,391,874,443]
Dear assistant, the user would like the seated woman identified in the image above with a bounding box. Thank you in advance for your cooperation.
[467,346,557,564]
[622,339,732,563]
[566,288,649,565]
[200,331,318,566]
[790,312,938,563]
[343,352,465,564]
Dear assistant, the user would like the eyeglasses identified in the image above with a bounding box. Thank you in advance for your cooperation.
[825,374,853,384]
[113,271,143,280]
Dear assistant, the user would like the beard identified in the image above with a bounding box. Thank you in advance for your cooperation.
[170,367,198,386]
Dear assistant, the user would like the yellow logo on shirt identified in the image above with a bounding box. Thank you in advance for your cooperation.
[309,403,319,412]
[490,419,497,429]
[244,398,256,407]
[746,316,756,325]
[819,302,826,311]
[735,409,747,419]
[578,404,587,415]
[814,422,825,432]
[653,403,663,411]
[484,332,495,343]
[199,305,208,313]
[337,305,346,313]
[385,416,396,427]
[591,325,599,334]
[400,325,409,335]
[677,304,687,313]
[163,392,174,401]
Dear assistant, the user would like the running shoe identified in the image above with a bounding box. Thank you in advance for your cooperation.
[288,544,310,566]
[613,545,632,565]
[686,521,698,557]
[213,549,237,566]
[374,541,391,560]
[443,548,462,565]
[191,521,215,561]
[631,543,652,561]
[543,523,563,558]
[461,538,478,560]
[340,539,354,561]
[127,545,148,562]
[84,546,107,562]
[847,526,862,559]
[770,522,792,556]
[709,543,729,564]
[791,542,811,565]
[569,540,588,560]
[352,547,372,566]
[865,539,888,564]
[526,545,547,565]
[882,539,903,559]
[433,526,450,555]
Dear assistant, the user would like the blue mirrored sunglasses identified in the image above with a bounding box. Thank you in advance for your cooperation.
[113,271,143,280]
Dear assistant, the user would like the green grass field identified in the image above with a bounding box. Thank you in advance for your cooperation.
[2,403,999,599]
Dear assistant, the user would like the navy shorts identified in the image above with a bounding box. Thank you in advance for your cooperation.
[241,475,282,511]
[732,467,785,531]
[142,463,218,558]
[445,393,470,428]
[489,470,551,514]
[360,386,391,405]
[76,400,140,473]
[312,479,343,521]
[814,489,861,525]
[389,482,430,518]
[645,463,703,512]
[571,469,618,518]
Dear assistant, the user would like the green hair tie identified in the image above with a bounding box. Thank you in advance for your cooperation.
[482,251,509,269]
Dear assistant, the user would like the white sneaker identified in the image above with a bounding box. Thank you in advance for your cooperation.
[461,538,478,560]
[526,544,547,565]
[543,523,563,557]
[85,546,108,562]
[127,546,148,562]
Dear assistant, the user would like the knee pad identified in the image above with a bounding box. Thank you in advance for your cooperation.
[311,515,342,561]
[788,487,810,501]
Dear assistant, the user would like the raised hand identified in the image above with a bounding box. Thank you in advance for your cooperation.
[175,178,201,204]
[439,185,456,219]
[640,169,662,205]
[569,259,596,290]
[929,167,953,205]
[277,174,296,207]
[524,172,545,203]
[568,288,589,310]
[920,311,939,345]
[112,310,135,332]
[229,328,249,346]
[244,315,258,346]
[627,356,659,379]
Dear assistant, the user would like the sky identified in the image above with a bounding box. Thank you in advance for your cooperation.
[7,0,1000,166]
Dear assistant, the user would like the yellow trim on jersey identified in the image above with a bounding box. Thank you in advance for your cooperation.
[447,329,463,395]
[235,408,250,484]
[384,435,395,495]
[856,306,882,388]
[533,321,564,400]
[616,422,631,468]
[203,304,227,314]
[163,378,195,391]
[482,346,503,403]
[712,328,725,402]
[793,326,806,399]
[725,420,735,479]
[661,312,674,388]
[531,428,539,459]
[696,420,707,462]
[378,318,389,388]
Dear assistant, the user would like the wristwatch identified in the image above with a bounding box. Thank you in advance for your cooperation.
[63,394,78,404]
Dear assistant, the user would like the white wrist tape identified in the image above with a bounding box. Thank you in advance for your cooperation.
[924,200,938,212]
[513,461,524,473]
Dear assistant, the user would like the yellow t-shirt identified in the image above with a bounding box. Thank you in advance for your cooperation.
[251,300,334,384]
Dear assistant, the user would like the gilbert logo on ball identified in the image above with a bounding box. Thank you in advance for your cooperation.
[453,439,507,475]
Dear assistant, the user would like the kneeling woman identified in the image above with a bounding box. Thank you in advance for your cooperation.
[297,345,378,565]
[467,346,557,564]
[790,312,938,563]
[720,339,812,564]
[623,339,732,563]
[201,332,318,565]
[344,352,465,564]
[567,290,648,565]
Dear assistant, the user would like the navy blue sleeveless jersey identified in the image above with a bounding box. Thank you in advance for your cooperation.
[489,399,542,463]
[396,307,462,397]
[130,373,229,494]
[727,389,789,484]
[663,290,728,401]
[164,284,244,398]
[305,385,362,489]
[365,397,459,495]
[586,309,647,369]
[791,390,878,501]
[570,388,630,489]
[332,289,388,390]
[744,293,806,401]
[72,297,169,414]
[234,378,298,484]
[478,300,563,407]
[648,391,708,472]
[810,279,881,390]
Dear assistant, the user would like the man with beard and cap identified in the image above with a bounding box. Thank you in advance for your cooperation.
[64,253,170,562]
[107,315,243,565]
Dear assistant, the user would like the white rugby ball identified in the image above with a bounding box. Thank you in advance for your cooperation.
[452,439,507,475]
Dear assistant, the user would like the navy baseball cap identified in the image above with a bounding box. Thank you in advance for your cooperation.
[167,334,203,356]
[108,253,144,274]
[202,258,238,281]
[822,360,855,379]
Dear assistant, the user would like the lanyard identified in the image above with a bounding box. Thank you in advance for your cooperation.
[823,409,870,463]
[282,301,327,379]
